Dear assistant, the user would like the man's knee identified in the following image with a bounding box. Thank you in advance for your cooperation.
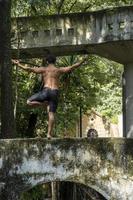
[27,99,32,105]
[49,112,55,122]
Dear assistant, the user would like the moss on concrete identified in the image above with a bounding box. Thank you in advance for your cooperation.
[0,138,132,200]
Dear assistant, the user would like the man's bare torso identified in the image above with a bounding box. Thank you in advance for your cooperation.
[42,64,61,90]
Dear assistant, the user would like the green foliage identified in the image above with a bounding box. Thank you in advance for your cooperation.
[13,55,123,137]
[95,58,123,122]
[20,184,51,200]
[56,55,123,135]
[12,0,50,16]
[12,0,133,17]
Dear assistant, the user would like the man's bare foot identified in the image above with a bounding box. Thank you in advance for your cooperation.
[47,134,52,139]
[64,135,70,138]
[35,135,43,138]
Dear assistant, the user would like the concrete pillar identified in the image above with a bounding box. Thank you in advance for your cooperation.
[123,63,133,138]
[51,182,57,200]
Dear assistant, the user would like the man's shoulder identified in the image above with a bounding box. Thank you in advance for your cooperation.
[51,66,61,71]
[40,66,46,70]
[55,66,65,73]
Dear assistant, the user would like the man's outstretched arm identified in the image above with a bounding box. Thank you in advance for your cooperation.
[12,59,45,74]
[59,57,88,73]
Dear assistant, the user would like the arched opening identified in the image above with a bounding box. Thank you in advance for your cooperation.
[87,128,98,138]
[20,181,107,200]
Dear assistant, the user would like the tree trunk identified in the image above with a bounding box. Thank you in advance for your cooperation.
[26,113,38,137]
[0,0,15,138]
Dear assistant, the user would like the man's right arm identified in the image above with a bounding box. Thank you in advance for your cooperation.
[12,60,45,74]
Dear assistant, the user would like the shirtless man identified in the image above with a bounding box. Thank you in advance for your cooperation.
[12,54,87,138]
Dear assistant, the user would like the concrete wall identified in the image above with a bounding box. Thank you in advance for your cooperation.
[11,6,133,63]
[82,113,120,137]
[0,138,132,199]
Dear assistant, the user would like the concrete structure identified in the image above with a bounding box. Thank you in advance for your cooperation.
[81,112,120,137]
[0,138,133,200]
[11,5,133,63]
[11,6,133,137]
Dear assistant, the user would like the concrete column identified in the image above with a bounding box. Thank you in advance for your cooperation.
[51,182,57,200]
[123,63,133,138]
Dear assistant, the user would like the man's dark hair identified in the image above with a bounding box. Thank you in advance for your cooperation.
[46,54,56,64]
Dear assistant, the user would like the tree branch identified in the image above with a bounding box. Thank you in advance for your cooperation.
[82,4,91,12]
[57,0,65,14]
[68,0,78,13]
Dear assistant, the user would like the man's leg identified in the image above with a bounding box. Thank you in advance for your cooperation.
[47,111,55,138]
[27,90,48,108]
[27,100,48,108]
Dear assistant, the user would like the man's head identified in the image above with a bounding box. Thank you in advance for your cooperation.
[46,54,56,64]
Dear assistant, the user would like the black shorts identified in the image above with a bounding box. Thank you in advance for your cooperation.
[28,87,59,112]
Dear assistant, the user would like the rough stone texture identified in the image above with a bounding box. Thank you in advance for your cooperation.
[0,138,132,199]
[12,6,133,63]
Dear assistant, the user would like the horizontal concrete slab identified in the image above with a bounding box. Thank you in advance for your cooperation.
[11,6,133,63]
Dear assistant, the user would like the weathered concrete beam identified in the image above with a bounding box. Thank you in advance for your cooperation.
[11,6,133,63]
[0,138,132,200]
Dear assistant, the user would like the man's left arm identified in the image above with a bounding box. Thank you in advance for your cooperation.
[59,57,88,73]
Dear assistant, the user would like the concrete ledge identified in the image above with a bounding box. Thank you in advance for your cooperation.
[0,138,132,199]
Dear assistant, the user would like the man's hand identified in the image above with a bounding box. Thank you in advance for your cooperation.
[12,59,19,65]
[12,59,28,71]
[84,55,89,61]
[79,55,89,62]
[78,55,89,66]
[78,55,88,62]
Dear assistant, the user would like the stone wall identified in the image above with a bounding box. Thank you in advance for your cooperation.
[81,112,120,137]
[0,138,132,199]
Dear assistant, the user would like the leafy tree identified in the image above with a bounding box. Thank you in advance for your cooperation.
[20,183,51,200]
[11,0,133,16]
[94,58,123,122]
